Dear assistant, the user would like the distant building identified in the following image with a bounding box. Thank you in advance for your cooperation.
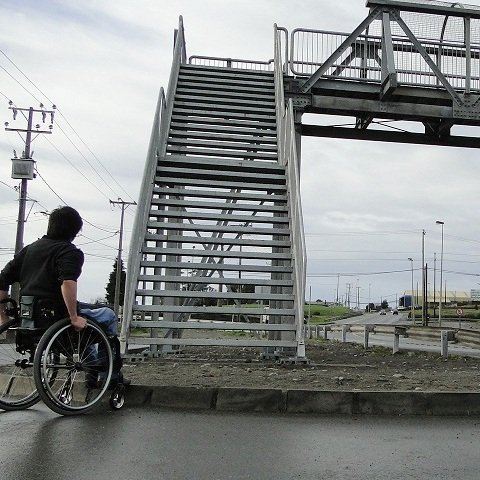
[399,290,473,308]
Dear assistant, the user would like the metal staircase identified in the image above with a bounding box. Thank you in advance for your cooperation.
[120,18,306,359]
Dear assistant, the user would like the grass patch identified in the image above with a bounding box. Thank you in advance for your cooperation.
[305,304,361,325]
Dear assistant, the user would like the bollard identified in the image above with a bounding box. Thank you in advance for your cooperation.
[323,326,328,340]
[364,326,370,349]
[315,325,320,338]
[341,325,348,343]
[441,330,449,359]
[393,333,400,354]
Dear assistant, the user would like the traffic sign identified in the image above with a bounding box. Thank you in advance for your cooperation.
[456,308,464,316]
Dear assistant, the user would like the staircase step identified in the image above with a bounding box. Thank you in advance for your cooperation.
[131,321,297,332]
[155,176,285,190]
[174,92,275,109]
[136,289,294,302]
[161,154,284,172]
[137,275,293,287]
[132,305,295,316]
[174,107,276,122]
[176,82,276,97]
[151,198,288,213]
[142,246,291,259]
[157,165,285,183]
[169,121,276,137]
[153,187,287,203]
[144,233,290,247]
[167,137,278,152]
[175,99,274,114]
[127,338,298,348]
[169,129,278,145]
[140,260,293,273]
[146,221,290,235]
[165,146,278,160]
[170,116,276,130]
[178,73,274,90]
[150,209,288,224]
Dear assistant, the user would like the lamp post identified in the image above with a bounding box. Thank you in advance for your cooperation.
[408,257,415,324]
[436,221,445,327]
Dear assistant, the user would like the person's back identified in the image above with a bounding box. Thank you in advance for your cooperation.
[4,235,83,318]
[0,206,85,325]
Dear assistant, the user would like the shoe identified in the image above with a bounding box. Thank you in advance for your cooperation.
[117,371,131,386]
[106,371,130,389]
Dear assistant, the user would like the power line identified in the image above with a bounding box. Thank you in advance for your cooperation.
[0,49,136,203]
[34,167,67,205]
[42,136,111,201]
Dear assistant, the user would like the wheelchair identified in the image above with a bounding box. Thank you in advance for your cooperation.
[0,297,126,415]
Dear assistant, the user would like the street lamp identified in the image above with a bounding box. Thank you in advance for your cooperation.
[436,221,444,327]
[408,257,415,324]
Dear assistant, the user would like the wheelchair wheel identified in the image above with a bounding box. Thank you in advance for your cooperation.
[33,318,113,416]
[0,318,40,410]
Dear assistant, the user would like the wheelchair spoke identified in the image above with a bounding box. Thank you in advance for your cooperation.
[0,319,39,410]
[34,319,114,415]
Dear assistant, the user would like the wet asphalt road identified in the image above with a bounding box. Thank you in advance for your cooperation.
[1,404,479,479]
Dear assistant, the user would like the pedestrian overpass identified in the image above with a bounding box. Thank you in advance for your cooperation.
[120,0,480,359]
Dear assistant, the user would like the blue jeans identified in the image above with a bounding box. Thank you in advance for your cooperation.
[79,307,118,336]
[79,307,119,377]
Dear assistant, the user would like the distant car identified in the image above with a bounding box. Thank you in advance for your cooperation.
[392,309,398,315]
[379,310,386,315]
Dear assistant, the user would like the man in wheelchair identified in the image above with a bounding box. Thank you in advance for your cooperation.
[0,206,128,389]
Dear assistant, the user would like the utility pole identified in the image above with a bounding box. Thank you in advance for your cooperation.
[421,229,426,326]
[5,103,55,301]
[110,198,136,316]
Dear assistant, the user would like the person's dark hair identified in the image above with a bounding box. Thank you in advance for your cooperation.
[47,206,83,241]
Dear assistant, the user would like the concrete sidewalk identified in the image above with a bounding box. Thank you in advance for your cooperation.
[123,384,480,416]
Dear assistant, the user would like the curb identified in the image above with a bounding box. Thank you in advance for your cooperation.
[124,385,480,416]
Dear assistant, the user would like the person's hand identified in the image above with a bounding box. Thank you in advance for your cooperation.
[70,315,87,331]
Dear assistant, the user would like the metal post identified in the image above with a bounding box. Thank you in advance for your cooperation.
[421,229,426,326]
[408,257,414,324]
[433,252,437,319]
[436,221,444,327]
[110,198,136,316]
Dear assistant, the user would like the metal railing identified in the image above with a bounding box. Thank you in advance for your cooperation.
[290,27,480,92]
[120,16,187,352]
[274,24,307,358]
[189,55,273,71]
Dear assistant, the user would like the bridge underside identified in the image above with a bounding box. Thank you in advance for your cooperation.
[289,0,480,148]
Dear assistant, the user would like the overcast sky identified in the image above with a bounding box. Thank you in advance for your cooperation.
[1,0,480,307]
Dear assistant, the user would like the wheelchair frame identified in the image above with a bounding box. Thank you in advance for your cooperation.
[0,298,125,415]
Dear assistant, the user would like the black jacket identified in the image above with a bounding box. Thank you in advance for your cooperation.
[0,235,84,315]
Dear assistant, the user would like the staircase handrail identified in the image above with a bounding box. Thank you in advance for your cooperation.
[120,16,187,350]
[189,55,274,71]
[274,24,307,358]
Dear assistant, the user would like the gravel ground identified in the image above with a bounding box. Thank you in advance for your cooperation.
[123,338,480,392]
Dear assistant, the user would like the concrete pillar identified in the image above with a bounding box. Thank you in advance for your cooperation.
[441,330,449,359]
[393,333,400,354]
[341,325,348,343]
[364,326,370,349]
